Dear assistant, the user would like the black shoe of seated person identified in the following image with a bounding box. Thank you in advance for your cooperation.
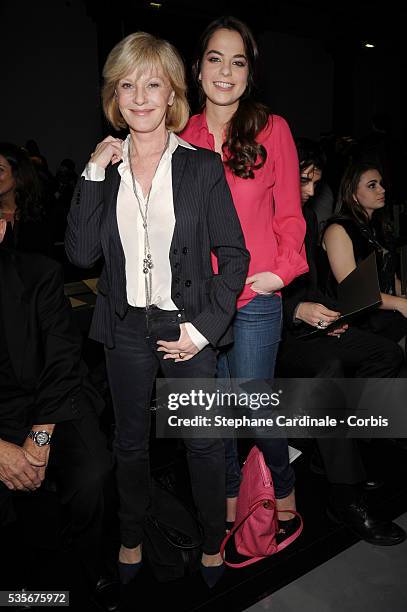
[327,498,406,546]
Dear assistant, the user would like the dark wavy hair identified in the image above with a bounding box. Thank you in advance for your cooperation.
[338,159,383,225]
[0,142,43,222]
[193,16,269,179]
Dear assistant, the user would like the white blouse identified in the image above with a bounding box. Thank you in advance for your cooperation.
[82,132,208,350]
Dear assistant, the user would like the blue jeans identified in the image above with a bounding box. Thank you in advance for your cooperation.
[217,293,295,499]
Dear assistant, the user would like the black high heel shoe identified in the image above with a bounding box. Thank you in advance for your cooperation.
[276,516,301,545]
[117,560,143,585]
[200,562,225,588]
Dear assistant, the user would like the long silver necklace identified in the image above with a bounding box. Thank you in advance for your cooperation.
[128,133,170,309]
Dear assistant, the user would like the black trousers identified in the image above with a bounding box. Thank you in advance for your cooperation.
[105,306,225,555]
[278,326,404,484]
[361,309,407,353]
[0,411,113,586]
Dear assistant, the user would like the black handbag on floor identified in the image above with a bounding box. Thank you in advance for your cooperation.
[143,479,203,582]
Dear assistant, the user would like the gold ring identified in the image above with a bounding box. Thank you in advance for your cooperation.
[179,352,185,359]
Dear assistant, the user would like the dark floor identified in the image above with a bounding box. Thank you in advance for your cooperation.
[1,433,406,612]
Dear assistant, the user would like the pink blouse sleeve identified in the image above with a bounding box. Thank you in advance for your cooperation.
[268,116,308,286]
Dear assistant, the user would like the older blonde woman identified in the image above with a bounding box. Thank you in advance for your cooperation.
[65,32,249,587]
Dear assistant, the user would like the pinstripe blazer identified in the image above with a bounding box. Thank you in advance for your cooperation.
[65,144,250,349]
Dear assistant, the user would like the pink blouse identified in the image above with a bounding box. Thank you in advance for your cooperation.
[180,112,308,308]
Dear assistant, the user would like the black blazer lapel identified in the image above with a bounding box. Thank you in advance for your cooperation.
[170,147,191,258]
[0,251,28,381]
[102,164,125,273]
[103,164,122,245]
[171,146,188,208]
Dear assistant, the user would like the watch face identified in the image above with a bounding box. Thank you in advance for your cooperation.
[35,431,50,446]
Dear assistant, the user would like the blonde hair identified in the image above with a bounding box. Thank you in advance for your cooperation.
[102,32,189,132]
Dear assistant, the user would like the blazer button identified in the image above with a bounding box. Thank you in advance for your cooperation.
[174,262,180,269]
[185,280,191,287]
[173,248,178,255]
[182,247,188,254]
[175,292,181,299]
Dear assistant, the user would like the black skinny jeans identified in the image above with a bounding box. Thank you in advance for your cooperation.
[105,306,225,555]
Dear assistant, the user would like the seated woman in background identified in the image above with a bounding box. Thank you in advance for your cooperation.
[322,160,407,352]
[295,137,335,234]
[278,140,405,546]
[0,142,52,256]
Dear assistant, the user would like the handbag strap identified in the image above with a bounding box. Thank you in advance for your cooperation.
[220,499,273,568]
[220,504,303,568]
[276,510,303,553]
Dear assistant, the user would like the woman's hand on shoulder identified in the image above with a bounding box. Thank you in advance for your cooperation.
[89,136,124,169]
[245,271,284,294]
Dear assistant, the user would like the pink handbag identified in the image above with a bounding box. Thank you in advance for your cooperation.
[220,446,303,568]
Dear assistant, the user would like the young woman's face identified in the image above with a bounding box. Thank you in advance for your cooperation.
[199,28,249,109]
[116,66,175,134]
[0,155,16,201]
[300,164,322,205]
[354,169,385,217]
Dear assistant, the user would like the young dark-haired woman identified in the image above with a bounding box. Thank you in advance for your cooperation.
[181,16,308,531]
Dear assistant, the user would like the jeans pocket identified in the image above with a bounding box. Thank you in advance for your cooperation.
[151,319,180,343]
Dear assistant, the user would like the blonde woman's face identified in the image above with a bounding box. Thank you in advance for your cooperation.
[199,28,249,109]
[116,66,175,134]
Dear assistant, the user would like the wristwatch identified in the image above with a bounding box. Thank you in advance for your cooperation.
[28,430,52,447]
